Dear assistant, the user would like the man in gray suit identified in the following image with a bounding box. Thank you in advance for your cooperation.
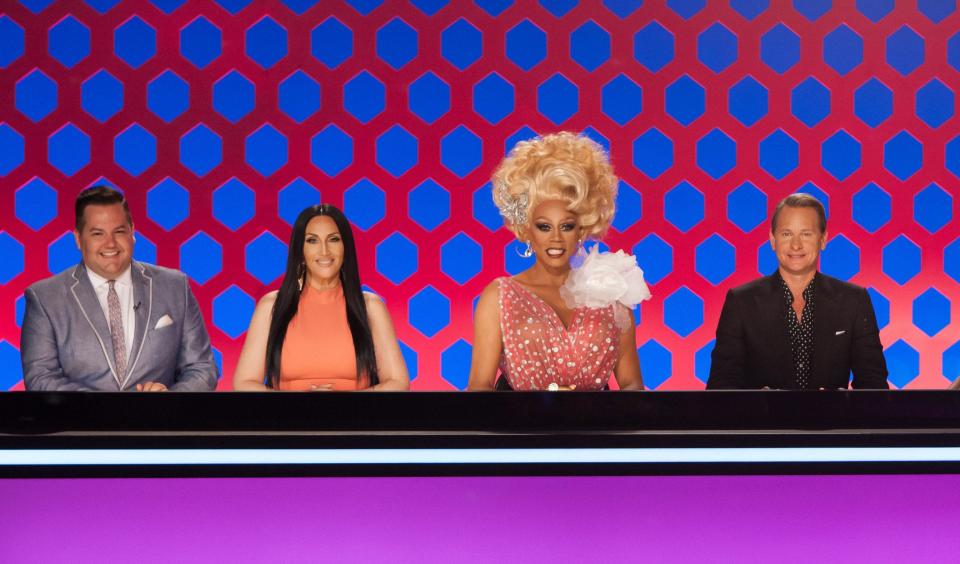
[21,186,219,391]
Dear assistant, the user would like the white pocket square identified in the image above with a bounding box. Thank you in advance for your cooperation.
[155,314,174,329]
[835,330,846,336]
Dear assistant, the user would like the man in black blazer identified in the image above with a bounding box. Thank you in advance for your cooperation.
[707,194,889,390]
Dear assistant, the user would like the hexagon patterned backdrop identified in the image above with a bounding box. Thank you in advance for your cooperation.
[1,0,958,390]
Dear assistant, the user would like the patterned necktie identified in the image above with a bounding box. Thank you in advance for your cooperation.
[107,280,127,382]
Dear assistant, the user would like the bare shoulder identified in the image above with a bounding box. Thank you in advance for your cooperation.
[363,291,388,316]
[479,279,501,302]
[257,290,279,309]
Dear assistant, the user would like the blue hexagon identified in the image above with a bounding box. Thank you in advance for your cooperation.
[399,340,418,381]
[441,233,482,285]
[0,125,25,176]
[882,235,921,285]
[15,294,26,328]
[133,231,157,265]
[854,78,892,128]
[311,17,352,69]
[948,136,960,180]
[506,20,546,71]
[49,124,91,177]
[0,340,23,390]
[887,26,925,75]
[696,129,736,179]
[537,74,579,125]
[758,241,777,274]
[639,340,672,390]
[916,79,954,129]
[0,16,25,69]
[664,182,704,233]
[376,126,417,177]
[570,20,610,72]
[343,71,385,124]
[505,126,538,156]
[820,235,860,281]
[410,72,451,124]
[884,131,923,181]
[473,73,513,125]
[796,182,831,219]
[212,71,254,123]
[179,124,222,178]
[376,18,417,70]
[857,0,893,22]
[944,339,960,385]
[245,125,288,177]
[695,235,735,285]
[47,231,80,274]
[823,25,862,75]
[604,0,641,17]
[946,238,960,285]
[852,183,891,233]
[409,179,450,232]
[441,126,482,178]
[311,126,353,177]
[633,234,673,284]
[697,23,737,74]
[215,0,253,14]
[611,181,641,232]
[212,179,254,231]
[919,0,956,22]
[539,0,576,17]
[246,17,287,70]
[49,16,90,69]
[245,232,287,285]
[634,22,674,72]
[633,129,673,179]
[758,129,798,180]
[472,182,501,232]
[344,179,385,230]
[410,0,448,14]
[0,233,24,284]
[794,0,831,20]
[16,70,57,122]
[727,182,767,233]
[441,18,481,70]
[180,17,221,69]
[80,70,123,123]
[884,340,918,389]
[663,287,704,338]
[408,285,450,337]
[867,287,890,330]
[728,76,768,127]
[667,0,705,18]
[731,0,769,20]
[601,75,642,126]
[179,231,222,285]
[276,70,320,124]
[821,130,861,181]
[146,71,188,124]
[212,286,254,339]
[504,240,534,275]
[761,24,799,74]
[113,124,155,177]
[376,233,418,284]
[950,32,960,73]
[664,75,704,126]
[19,0,56,13]
[278,178,320,225]
[441,339,472,390]
[147,179,189,231]
[693,339,716,384]
[913,288,951,337]
[15,179,57,231]
[914,184,953,234]
[791,78,830,127]
[115,16,155,69]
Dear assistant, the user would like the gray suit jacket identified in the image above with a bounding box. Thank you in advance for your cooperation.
[21,262,219,391]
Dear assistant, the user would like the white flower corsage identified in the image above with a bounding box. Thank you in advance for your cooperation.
[559,245,652,329]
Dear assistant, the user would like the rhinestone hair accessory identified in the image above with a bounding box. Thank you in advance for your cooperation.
[496,182,529,226]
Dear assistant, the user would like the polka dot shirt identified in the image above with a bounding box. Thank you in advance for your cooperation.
[779,273,816,390]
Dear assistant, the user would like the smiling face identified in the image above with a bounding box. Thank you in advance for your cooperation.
[524,199,581,268]
[303,215,344,287]
[770,205,827,279]
[74,203,135,279]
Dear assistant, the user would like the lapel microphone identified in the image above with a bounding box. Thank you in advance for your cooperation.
[133,302,142,312]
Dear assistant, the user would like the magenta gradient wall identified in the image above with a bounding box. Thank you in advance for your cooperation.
[1,0,959,390]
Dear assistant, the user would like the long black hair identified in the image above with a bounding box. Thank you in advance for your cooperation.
[264,204,379,388]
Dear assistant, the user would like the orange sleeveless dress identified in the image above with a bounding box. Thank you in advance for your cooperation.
[279,284,365,391]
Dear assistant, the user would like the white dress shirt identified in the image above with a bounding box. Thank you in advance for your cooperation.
[86,265,135,363]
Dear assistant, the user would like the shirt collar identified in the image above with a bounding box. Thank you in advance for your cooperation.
[776,271,818,302]
[86,263,133,289]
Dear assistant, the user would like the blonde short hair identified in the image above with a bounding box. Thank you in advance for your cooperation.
[492,132,618,240]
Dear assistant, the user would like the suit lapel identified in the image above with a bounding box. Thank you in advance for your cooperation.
[124,262,153,388]
[812,274,840,388]
[754,274,792,387]
[69,264,122,387]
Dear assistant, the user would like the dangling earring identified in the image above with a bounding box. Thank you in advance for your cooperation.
[517,240,533,258]
[297,262,305,291]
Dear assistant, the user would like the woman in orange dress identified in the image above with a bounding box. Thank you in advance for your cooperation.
[233,204,409,391]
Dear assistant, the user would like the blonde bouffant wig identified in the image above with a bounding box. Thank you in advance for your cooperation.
[492,132,618,241]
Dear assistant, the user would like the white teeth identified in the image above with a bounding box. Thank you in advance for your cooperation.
[546,249,564,257]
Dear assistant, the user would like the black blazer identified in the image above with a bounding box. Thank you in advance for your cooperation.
[707,273,889,390]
